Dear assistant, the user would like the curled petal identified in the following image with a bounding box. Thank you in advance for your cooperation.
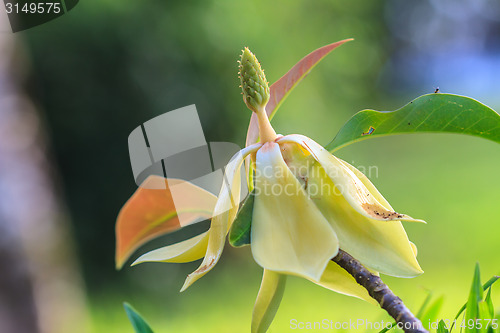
[276,137,422,277]
[278,135,425,223]
[132,231,209,265]
[410,241,418,257]
[115,176,217,269]
[252,269,287,333]
[251,142,339,281]
[181,143,262,291]
[336,160,423,276]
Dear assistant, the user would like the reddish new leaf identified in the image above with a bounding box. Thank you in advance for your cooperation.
[115,176,217,269]
[245,39,353,147]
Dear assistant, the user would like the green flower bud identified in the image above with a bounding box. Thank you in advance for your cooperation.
[238,47,270,113]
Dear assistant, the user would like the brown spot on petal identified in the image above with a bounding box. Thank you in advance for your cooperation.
[362,203,404,220]
[194,258,216,274]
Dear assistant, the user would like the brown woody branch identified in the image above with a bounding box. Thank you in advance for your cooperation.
[332,250,428,333]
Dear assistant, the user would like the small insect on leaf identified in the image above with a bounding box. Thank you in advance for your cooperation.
[362,126,375,136]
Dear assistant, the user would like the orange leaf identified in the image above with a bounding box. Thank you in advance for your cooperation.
[115,176,217,269]
[245,39,353,148]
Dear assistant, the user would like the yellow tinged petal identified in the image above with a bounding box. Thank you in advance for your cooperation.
[181,143,262,291]
[276,136,422,277]
[310,261,377,305]
[115,176,217,269]
[303,157,422,277]
[251,142,339,281]
[278,135,425,223]
[339,159,422,276]
[251,269,287,333]
[132,231,209,265]
[410,241,418,257]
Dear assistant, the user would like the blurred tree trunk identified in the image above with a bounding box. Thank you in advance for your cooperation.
[0,14,89,333]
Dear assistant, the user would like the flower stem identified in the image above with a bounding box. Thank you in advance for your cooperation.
[331,250,428,333]
[256,107,277,143]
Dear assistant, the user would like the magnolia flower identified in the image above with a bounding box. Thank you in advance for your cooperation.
[128,47,424,333]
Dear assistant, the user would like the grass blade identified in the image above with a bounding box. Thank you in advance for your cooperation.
[123,303,154,333]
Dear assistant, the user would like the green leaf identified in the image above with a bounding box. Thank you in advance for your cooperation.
[465,264,483,333]
[229,190,255,247]
[377,323,395,333]
[421,296,444,330]
[478,300,491,333]
[416,292,434,319]
[123,303,154,333]
[438,320,450,333]
[485,288,494,319]
[325,93,500,152]
[450,275,500,332]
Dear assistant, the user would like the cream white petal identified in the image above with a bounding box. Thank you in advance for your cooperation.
[286,148,422,277]
[181,143,262,291]
[251,142,339,281]
[251,269,287,333]
[132,231,209,265]
[278,134,425,224]
[333,159,423,276]
[310,261,377,305]
[276,136,422,277]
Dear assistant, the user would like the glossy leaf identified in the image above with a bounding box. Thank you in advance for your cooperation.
[245,39,353,148]
[115,176,217,269]
[326,94,500,152]
[124,303,154,333]
[229,190,255,247]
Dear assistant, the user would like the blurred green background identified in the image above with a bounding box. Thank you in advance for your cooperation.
[6,0,500,332]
